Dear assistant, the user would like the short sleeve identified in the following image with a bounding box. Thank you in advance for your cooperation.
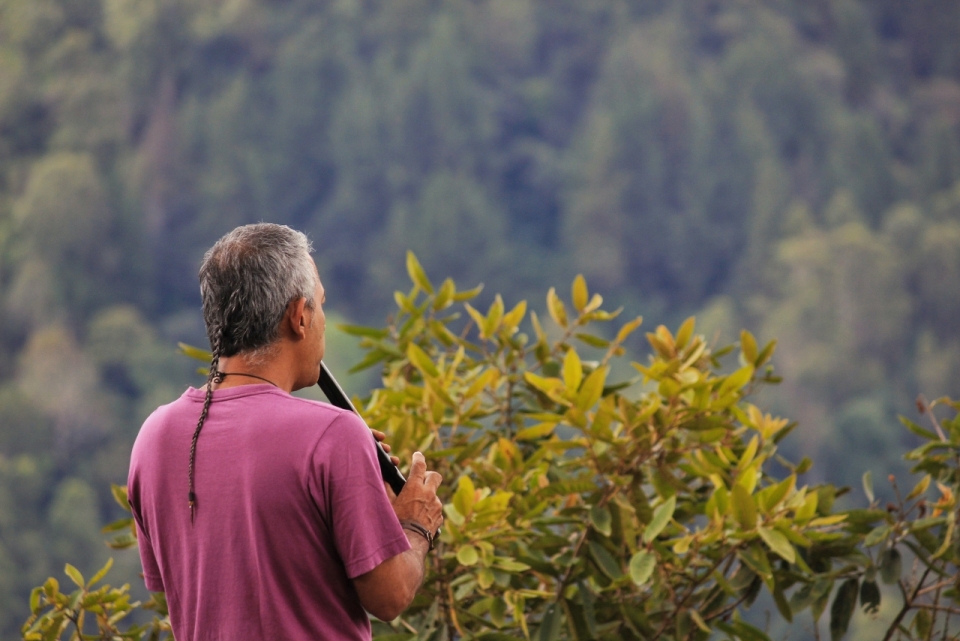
[134,517,164,592]
[127,477,164,592]
[309,412,411,578]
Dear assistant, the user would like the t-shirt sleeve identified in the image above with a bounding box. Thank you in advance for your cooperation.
[310,411,411,579]
[127,471,164,592]
[134,517,164,592]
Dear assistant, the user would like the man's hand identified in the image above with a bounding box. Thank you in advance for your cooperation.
[371,429,401,467]
[352,452,443,621]
[392,452,443,535]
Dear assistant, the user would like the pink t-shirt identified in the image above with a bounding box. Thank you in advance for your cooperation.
[128,384,410,641]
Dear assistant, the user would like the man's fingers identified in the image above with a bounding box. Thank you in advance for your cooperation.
[408,451,427,481]
[391,455,400,466]
[424,470,442,491]
[372,429,386,442]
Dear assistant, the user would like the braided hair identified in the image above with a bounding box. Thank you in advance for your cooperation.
[187,334,222,522]
[189,224,316,523]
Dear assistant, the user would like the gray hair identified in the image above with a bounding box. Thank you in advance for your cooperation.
[199,223,316,360]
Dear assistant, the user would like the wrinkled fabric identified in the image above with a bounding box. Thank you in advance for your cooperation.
[129,384,409,641]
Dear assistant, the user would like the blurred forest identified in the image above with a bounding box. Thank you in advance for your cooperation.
[1,0,959,636]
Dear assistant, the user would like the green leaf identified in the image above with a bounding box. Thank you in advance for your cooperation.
[879,547,902,584]
[755,339,777,367]
[738,543,773,585]
[862,471,874,504]
[587,541,623,579]
[571,275,588,312]
[628,551,656,585]
[863,525,891,547]
[562,348,583,391]
[758,527,796,564]
[642,495,676,544]
[457,545,479,566]
[731,484,758,531]
[29,586,42,614]
[859,580,880,614]
[575,333,609,348]
[914,609,932,638]
[64,564,84,588]
[336,324,389,338]
[537,604,563,641]
[773,581,793,623]
[900,416,937,440]
[589,505,612,537]
[406,251,434,294]
[830,578,858,641]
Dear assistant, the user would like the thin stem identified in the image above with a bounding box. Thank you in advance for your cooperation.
[882,568,933,641]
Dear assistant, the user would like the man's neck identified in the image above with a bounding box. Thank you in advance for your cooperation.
[214,349,301,393]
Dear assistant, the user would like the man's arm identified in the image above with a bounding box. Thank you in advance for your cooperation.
[352,452,443,621]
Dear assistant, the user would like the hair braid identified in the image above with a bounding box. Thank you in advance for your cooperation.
[188,333,222,523]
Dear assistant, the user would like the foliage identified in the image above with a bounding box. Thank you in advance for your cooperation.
[23,260,960,640]
[2,0,960,632]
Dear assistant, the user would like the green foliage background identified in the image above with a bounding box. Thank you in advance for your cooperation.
[1,0,960,636]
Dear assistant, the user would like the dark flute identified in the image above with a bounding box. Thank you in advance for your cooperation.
[317,361,407,496]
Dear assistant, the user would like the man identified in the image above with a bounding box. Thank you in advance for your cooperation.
[128,223,444,640]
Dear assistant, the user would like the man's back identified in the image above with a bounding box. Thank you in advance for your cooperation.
[128,384,409,641]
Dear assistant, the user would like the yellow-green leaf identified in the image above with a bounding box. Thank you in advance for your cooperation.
[740,330,758,365]
[64,564,84,588]
[547,287,568,328]
[464,303,487,334]
[457,545,479,566]
[406,251,434,294]
[87,558,113,588]
[178,342,212,363]
[719,366,754,397]
[906,475,931,501]
[502,300,527,332]
[643,496,676,544]
[758,526,796,563]
[453,476,476,518]
[616,316,643,344]
[562,349,583,391]
[516,422,557,441]
[629,551,656,585]
[576,366,608,412]
[484,295,505,339]
[572,275,588,312]
[732,484,758,531]
[407,343,439,378]
[675,317,696,350]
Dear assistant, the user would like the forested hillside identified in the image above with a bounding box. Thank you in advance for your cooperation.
[1,0,959,635]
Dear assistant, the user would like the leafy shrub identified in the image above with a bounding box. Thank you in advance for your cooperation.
[22,254,960,641]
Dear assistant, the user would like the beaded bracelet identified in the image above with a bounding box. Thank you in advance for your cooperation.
[399,519,434,550]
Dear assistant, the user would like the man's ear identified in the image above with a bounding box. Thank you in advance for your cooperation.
[284,297,309,340]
